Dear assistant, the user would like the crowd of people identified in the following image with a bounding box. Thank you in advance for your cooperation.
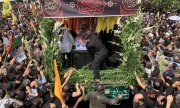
[131,7,180,108]
[0,1,123,108]
[0,1,180,108]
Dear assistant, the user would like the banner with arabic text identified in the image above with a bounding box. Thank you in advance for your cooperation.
[42,0,137,18]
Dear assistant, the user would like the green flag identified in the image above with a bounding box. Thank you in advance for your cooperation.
[11,36,23,51]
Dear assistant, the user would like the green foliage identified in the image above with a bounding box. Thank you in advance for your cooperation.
[39,14,143,87]
[101,12,143,86]
[68,66,94,88]
[69,12,143,87]
[40,19,56,43]
[40,18,62,82]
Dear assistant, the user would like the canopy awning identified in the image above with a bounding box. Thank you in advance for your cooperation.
[42,0,137,18]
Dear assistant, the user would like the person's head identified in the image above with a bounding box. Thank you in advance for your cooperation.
[86,30,91,35]
[63,84,71,93]
[62,92,68,100]
[15,64,23,72]
[0,75,5,82]
[42,103,56,108]
[23,79,31,87]
[32,97,43,107]
[0,89,6,99]
[97,85,104,93]
[175,93,180,105]
[133,93,144,106]
[15,91,26,101]
[153,80,162,91]
[156,91,166,101]
[10,91,16,98]
[6,82,14,91]
[145,62,152,69]
[82,33,90,44]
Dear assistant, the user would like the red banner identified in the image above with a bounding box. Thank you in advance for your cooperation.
[42,0,137,18]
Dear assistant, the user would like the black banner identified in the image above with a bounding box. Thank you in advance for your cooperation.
[42,0,137,18]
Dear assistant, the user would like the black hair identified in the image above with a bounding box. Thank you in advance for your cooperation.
[10,91,16,98]
[0,36,3,42]
[0,89,6,99]
[175,94,180,105]
[172,63,177,70]
[16,91,26,101]
[97,85,104,92]
[42,103,50,108]
[63,84,72,94]
[0,75,5,82]
[153,104,161,108]
[32,97,43,106]
[153,80,161,90]
[82,33,90,41]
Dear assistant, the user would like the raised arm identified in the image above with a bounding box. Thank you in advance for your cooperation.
[159,70,166,84]
[10,56,16,65]
[62,67,75,88]
[166,95,173,108]
[72,83,81,97]
[174,72,180,77]
[73,86,85,108]
[23,58,32,77]
[134,72,146,89]
[101,94,122,105]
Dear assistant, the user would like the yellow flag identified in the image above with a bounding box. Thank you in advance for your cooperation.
[2,0,12,17]
[11,13,17,24]
[96,17,106,33]
[54,59,64,104]
[31,3,37,16]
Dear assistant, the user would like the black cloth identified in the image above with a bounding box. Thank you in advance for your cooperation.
[54,97,62,108]
[65,95,78,107]
[151,66,160,77]
[133,92,155,108]
[133,102,147,108]
[165,86,175,96]
[142,93,155,108]
[163,39,170,47]
[62,53,72,68]
[87,35,108,79]
[87,35,108,56]
[169,101,180,108]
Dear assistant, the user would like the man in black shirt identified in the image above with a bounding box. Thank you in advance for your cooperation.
[83,32,108,82]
